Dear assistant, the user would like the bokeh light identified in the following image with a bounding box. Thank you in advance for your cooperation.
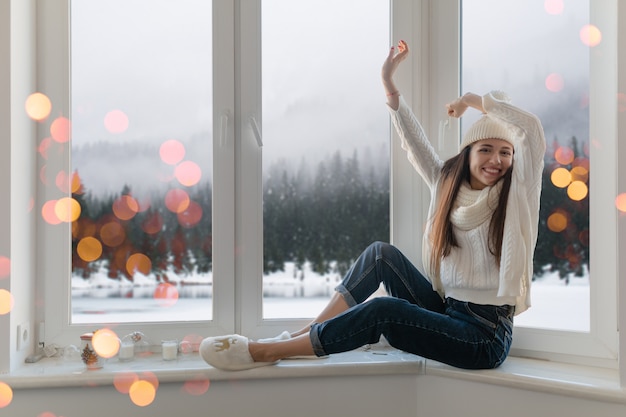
[0,382,13,408]
[177,201,203,228]
[182,375,210,396]
[129,380,156,407]
[615,193,626,213]
[92,328,120,359]
[55,197,81,222]
[618,93,626,112]
[154,283,179,307]
[114,372,139,394]
[547,211,568,232]
[42,200,62,225]
[554,146,574,165]
[0,289,14,315]
[104,109,130,134]
[77,237,103,262]
[141,212,164,235]
[38,137,53,160]
[112,195,139,221]
[545,73,564,92]
[550,167,571,188]
[160,139,186,165]
[25,92,52,121]
[0,256,9,279]
[570,166,588,183]
[55,170,83,194]
[544,0,563,15]
[100,222,126,247]
[580,24,602,47]
[174,161,202,187]
[567,180,588,201]
[50,116,71,143]
[164,189,190,213]
[126,253,152,276]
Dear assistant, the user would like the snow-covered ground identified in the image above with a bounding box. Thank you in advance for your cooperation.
[72,262,589,332]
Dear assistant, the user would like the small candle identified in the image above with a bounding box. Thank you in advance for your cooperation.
[118,343,134,361]
[162,340,178,361]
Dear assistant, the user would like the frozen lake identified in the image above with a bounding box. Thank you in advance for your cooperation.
[72,266,589,332]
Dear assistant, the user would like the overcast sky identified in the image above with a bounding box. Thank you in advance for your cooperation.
[70,0,590,196]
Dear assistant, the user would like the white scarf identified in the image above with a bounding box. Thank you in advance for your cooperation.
[450,182,502,231]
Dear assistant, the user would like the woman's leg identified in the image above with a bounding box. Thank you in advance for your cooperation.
[293,241,439,337]
[249,334,315,362]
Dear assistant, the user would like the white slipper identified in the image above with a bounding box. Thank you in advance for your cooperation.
[257,330,327,360]
[199,334,278,371]
[257,330,291,343]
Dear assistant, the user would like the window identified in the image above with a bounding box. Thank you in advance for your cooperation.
[69,0,214,324]
[29,0,620,369]
[460,0,617,364]
[462,0,591,332]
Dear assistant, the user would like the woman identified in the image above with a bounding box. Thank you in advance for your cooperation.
[200,40,546,371]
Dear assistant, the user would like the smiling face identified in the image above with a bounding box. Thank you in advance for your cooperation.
[468,138,513,190]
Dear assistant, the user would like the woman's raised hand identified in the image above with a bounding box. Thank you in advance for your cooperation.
[382,40,409,86]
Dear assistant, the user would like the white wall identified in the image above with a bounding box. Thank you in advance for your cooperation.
[4,375,626,417]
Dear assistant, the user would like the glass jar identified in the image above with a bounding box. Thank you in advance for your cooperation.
[80,332,103,370]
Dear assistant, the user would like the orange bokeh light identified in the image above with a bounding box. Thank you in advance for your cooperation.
[164,189,190,213]
[77,237,103,262]
[126,253,152,276]
[100,222,126,247]
[154,283,179,307]
[0,289,14,315]
[615,193,626,213]
[92,328,120,359]
[550,167,571,188]
[55,197,81,223]
[0,382,13,408]
[160,139,186,165]
[129,380,156,407]
[42,200,62,225]
[38,137,54,160]
[580,24,602,47]
[545,73,564,93]
[141,212,164,235]
[570,166,588,183]
[177,201,203,228]
[25,92,52,121]
[50,116,71,143]
[114,372,139,394]
[554,146,574,165]
[104,109,130,134]
[0,256,10,279]
[547,211,568,232]
[567,180,588,201]
[182,376,210,396]
[112,195,139,221]
[174,161,202,187]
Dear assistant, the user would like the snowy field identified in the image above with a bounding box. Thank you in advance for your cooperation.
[72,263,589,332]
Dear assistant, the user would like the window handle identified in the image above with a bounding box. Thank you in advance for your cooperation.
[438,118,450,151]
[220,110,229,147]
[250,116,263,147]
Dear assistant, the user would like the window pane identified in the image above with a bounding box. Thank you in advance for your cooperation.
[262,0,390,318]
[70,0,213,323]
[462,0,590,331]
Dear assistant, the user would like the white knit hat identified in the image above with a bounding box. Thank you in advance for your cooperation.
[461,114,515,149]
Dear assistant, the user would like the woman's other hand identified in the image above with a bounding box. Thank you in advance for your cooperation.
[382,40,409,109]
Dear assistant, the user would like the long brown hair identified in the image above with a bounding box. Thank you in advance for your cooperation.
[429,145,513,277]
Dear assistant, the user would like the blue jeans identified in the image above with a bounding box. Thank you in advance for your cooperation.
[309,241,514,369]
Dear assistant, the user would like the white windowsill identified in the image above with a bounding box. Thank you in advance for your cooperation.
[4,345,625,405]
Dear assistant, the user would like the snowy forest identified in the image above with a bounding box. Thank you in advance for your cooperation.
[71,135,589,284]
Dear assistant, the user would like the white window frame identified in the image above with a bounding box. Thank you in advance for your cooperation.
[419,0,619,367]
[1,0,620,377]
[37,0,236,346]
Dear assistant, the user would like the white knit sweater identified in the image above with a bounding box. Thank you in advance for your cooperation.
[388,91,546,315]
